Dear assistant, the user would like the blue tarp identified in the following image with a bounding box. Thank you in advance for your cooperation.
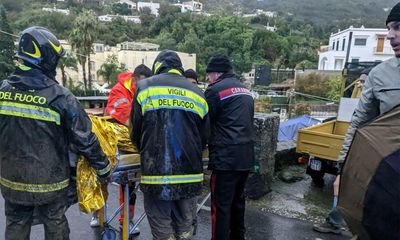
[278,115,321,142]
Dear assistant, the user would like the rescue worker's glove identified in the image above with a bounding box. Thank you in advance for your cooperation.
[97,163,113,186]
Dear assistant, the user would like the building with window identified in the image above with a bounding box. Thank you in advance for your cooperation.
[116,0,137,9]
[137,1,160,16]
[98,14,141,23]
[56,41,196,87]
[42,7,70,15]
[174,1,203,13]
[318,26,393,70]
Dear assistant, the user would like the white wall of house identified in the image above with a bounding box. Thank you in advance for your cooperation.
[56,41,196,87]
[137,2,160,16]
[318,26,394,70]
[117,0,137,9]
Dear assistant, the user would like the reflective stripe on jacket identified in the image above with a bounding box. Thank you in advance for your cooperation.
[205,73,255,171]
[131,67,210,201]
[0,66,110,205]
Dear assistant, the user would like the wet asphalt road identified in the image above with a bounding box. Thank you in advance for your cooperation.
[0,183,351,240]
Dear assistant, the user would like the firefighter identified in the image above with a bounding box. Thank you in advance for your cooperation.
[130,50,210,240]
[90,65,152,233]
[0,26,111,240]
[204,54,254,240]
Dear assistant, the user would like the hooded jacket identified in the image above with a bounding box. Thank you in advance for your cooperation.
[338,57,400,171]
[130,50,210,200]
[106,72,136,124]
[205,72,255,171]
[0,65,110,205]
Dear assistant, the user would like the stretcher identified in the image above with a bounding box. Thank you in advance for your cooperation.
[100,154,210,240]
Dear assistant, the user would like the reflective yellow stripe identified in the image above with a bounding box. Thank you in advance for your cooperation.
[22,41,41,59]
[48,39,63,54]
[136,87,208,118]
[167,69,182,75]
[141,173,204,185]
[154,62,162,74]
[97,163,111,176]
[0,101,60,125]
[18,64,31,71]
[0,177,69,193]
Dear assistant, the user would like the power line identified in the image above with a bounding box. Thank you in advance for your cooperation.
[0,30,19,38]
[0,29,109,64]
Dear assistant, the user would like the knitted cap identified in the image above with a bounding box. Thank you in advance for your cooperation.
[386,2,400,26]
[206,54,232,73]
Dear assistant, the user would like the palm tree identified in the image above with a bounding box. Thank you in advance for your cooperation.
[58,53,78,87]
[69,10,99,91]
[0,5,15,79]
[97,55,127,85]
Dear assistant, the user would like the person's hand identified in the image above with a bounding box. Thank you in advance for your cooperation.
[333,175,340,196]
[98,175,111,186]
[97,163,113,186]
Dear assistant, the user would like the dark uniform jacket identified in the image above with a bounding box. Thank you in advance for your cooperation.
[130,53,209,201]
[205,73,255,171]
[0,66,110,206]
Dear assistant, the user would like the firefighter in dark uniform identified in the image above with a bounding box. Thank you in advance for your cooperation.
[204,55,254,240]
[0,26,111,240]
[130,50,210,240]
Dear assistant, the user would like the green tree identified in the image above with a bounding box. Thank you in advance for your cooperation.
[97,54,127,85]
[112,3,132,15]
[139,7,156,30]
[69,10,99,91]
[295,60,318,70]
[0,5,15,79]
[295,73,330,98]
[58,53,78,87]
[326,75,342,101]
[13,10,75,39]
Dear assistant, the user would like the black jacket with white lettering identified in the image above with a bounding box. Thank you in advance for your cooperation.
[0,66,110,206]
[205,72,255,171]
[130,62,209,201]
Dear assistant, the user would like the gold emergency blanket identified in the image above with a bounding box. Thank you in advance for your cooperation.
[109,122,139,153]
[76,116,119,213]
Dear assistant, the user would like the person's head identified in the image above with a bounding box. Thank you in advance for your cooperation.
[184,69,198,84]
[386,2,400,57]
[16,26,65,78]
[133,64,152,82]
[205,54,232,83]
[152,50,184,75]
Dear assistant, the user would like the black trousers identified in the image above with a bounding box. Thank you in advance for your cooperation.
[210,170,249,240]
[4,197,70,240]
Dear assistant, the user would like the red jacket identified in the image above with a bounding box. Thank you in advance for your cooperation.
[106,72,136,124]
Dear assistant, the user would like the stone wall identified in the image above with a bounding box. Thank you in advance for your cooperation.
[245,113,279,199]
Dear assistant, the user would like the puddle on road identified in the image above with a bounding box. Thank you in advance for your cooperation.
[247,165,336,223]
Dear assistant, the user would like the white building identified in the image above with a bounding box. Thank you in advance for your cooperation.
[98,15,141,24]
[116,0,137,9]
[174,1,203,13]
[56,41,196,86]
[137,2,160,16]
[42,7,70,15]
[265,23,277,32]
[77,0,105,5]
[242,9,277,18]
[318,26,393,70]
